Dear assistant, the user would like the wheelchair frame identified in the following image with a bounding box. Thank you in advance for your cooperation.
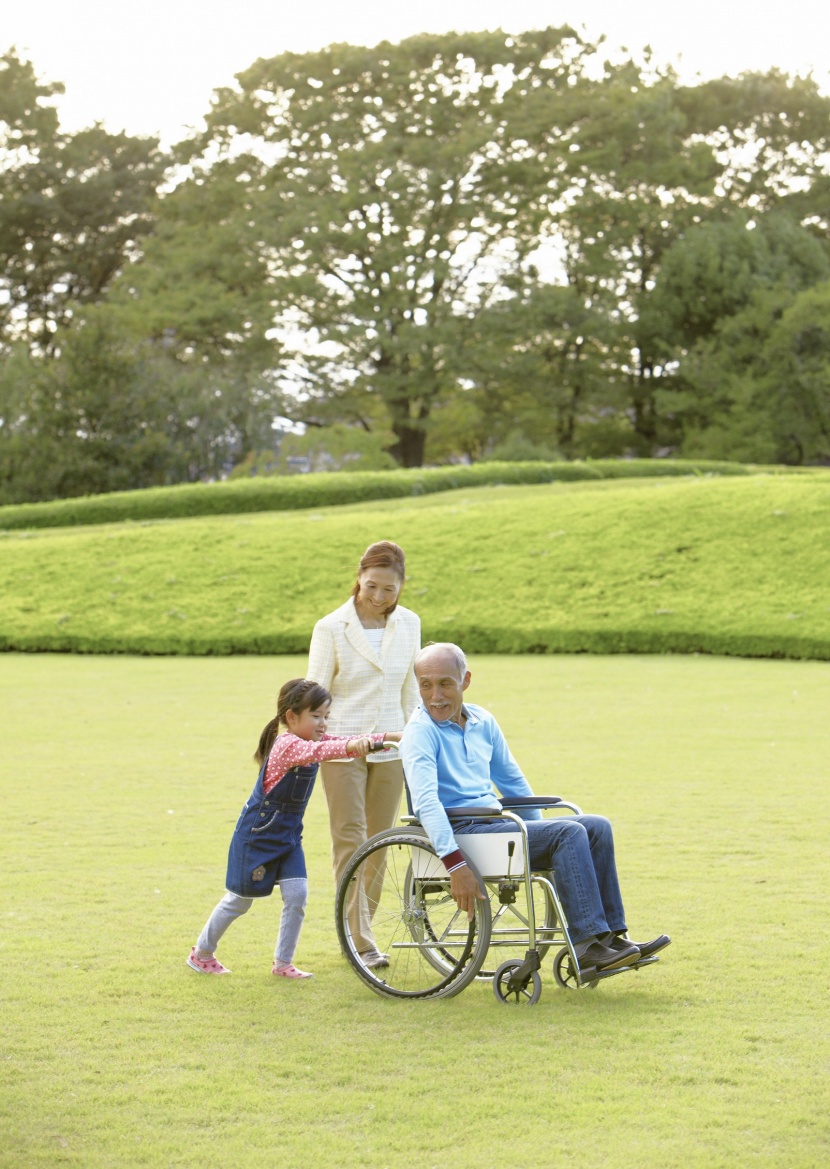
[335,795,650,1005]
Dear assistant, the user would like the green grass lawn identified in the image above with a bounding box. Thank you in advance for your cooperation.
[2,653,829,1168]
[2,473,830,659]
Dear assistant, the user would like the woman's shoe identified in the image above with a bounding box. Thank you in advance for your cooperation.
[186,947,231,974]
[272,962,314,978]
[359,948,390,969]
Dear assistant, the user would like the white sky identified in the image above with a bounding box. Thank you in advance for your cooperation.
[3,0,830,144]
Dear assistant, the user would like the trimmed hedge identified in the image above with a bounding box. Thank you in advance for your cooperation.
[2,474,829,660]
[3,627,828,660]
[0,458,774,531]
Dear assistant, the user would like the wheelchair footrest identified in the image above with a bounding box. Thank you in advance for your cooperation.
[584,954,661,984]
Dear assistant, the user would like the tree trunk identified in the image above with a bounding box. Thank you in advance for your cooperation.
[389,423,427,467]
[386,381,433,467]
[631,352,658,445]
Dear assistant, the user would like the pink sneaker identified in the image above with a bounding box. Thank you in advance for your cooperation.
[187,947,231,975]
[272,962,313,979]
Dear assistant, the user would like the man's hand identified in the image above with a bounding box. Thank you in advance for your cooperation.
[450,864,486,920]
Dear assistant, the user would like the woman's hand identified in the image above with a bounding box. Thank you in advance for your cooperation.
[347,736,374,757]
[382,731,403,743]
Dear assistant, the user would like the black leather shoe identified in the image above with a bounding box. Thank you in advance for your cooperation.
[577,939,640,977]
[611,933,671,960]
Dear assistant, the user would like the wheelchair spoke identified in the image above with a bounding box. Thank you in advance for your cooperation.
[336,831,491,999]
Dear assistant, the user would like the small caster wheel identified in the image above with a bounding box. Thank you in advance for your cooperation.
[492,959,542,1006]
[553,946,598,990]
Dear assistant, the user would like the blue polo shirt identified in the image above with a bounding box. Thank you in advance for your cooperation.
[400,702,541,861]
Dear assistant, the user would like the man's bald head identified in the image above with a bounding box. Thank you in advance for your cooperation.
[413,643,470,724]
[414,642,467,681]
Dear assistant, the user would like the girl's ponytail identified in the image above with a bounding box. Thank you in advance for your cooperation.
[254,715,282,767]
[253,677,333,765]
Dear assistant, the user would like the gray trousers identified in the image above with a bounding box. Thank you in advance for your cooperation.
[196,878,308,965]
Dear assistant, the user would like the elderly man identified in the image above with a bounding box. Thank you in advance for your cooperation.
[400,642,670,980]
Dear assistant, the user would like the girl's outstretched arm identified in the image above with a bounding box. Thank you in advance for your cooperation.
[264,732,387,793]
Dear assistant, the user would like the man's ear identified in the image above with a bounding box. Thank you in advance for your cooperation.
[461,670,472,691]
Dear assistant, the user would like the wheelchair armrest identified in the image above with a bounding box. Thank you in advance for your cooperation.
[500,795,583,815]
[446,806,504,819]
[499,796,562,808]
[400,806,504,829]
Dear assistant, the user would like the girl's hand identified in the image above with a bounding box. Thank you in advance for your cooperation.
[382,731,403,743]
[347,736,374,757]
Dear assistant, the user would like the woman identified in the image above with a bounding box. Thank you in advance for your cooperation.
[307,540,420,968]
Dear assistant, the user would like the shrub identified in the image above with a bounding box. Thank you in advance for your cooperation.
[0,458,766,531]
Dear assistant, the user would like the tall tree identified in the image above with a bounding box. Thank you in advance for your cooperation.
[649,211,830,353]
[0,46,61,150]
[107,160,288,467]
[650,213,830,463]
[667,281,830,466]
[182,28,599,466]
[0,304,285,504]
[0,50,165,352]
[527,63,830,448]
[445,280,620,460]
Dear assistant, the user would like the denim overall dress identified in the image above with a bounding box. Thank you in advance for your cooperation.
[225,760,317,898]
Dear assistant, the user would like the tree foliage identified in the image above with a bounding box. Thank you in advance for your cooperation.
[176,33,830,466]
[0,307,286,504]
[182,29,606,465]
[0,50,284,502]
[0,50,165,352]
[3,32,830,504]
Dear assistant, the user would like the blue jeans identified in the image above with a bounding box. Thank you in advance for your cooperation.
[454,815,627,945]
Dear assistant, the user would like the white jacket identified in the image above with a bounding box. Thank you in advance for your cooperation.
[307,597,421,762]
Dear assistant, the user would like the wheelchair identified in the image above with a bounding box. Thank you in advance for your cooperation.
[335,796,661,1005]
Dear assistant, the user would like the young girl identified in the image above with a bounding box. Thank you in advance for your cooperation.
[187,678,401,978]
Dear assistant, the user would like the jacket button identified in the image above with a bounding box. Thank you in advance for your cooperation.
[260,812,265,818]
[264,801,269,806]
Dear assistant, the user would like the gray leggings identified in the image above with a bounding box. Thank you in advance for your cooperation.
[196,879,308,965]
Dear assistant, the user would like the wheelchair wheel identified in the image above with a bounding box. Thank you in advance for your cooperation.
[479,874,559,979]
[401,862,462,977]
[336,829,492,999]
[492,959,542,1006]
[553,946,598,991]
